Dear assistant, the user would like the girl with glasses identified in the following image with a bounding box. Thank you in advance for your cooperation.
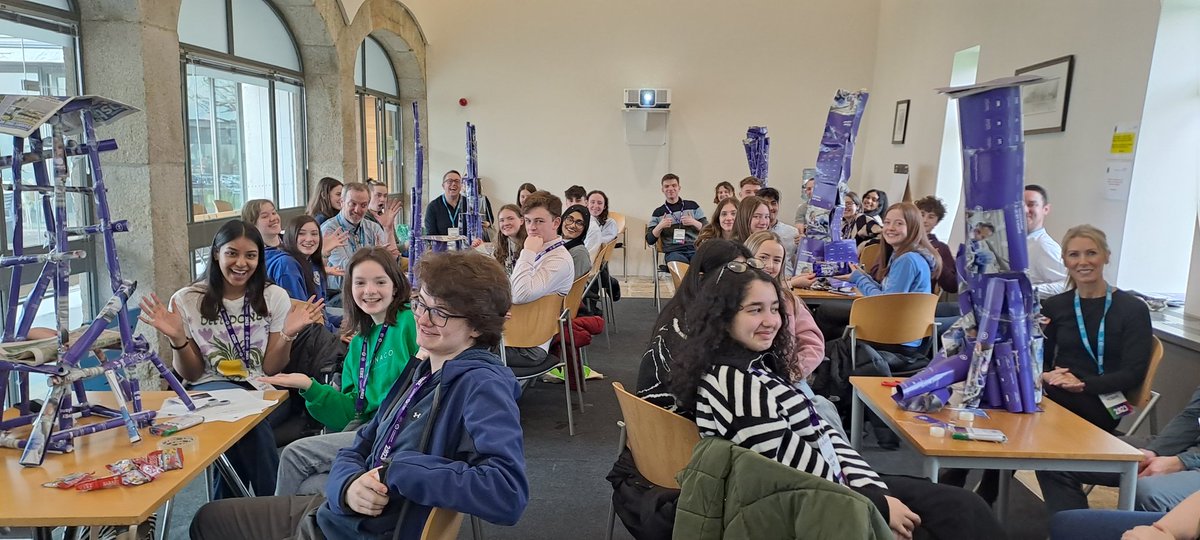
[669,261,1004,540]
[260,247,419,496]
[558,204,593,278]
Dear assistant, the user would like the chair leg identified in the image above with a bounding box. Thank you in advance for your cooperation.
[157,498,173,540]
[563,367,575,436]
[567,319,585,412]
[605,424,628,540]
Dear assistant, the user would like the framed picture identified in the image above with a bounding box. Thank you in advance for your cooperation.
[1015,55,1074,135]
[892,99,910,144]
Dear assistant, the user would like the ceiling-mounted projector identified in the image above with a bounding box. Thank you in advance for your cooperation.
[624,88,671,109]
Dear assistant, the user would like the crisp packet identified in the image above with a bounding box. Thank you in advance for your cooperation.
[42,471,95,489]
[106,458,137,475]
[138,462,163,480]
[76,475,122,492]
[120,469,153,486]
[157,448,184,471]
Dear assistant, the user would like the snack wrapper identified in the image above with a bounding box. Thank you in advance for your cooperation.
[43,471,95,489]
[76,475,122,492]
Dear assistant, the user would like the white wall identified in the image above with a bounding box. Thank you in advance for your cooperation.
[401,0,881,276]
[855,0,1161,279]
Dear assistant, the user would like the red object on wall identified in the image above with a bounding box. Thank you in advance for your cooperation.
[458,98,469,107]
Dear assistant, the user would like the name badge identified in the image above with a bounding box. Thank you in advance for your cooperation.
[447,227,460,237]
[673,227,686,244]
[1099,391,1132,420]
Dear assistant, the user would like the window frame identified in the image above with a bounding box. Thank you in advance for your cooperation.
[355,36,404,196]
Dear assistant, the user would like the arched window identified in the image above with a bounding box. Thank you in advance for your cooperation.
[355,36,403,194]
[0,1,98,327]
[179,0,306,228]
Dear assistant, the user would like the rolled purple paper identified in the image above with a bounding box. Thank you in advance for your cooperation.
[961,278,1006,407]
[893,387,952,412]
[992,340,1023,413]
[1004,277,1039,412]
[984,361,1003,408]
[894,348,973,400]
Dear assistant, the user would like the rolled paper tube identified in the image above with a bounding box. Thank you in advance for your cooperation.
[19,383,67,466]
[894,348,973,400]
[158,435,199,457]
[893,387,951,413]
[993,341,1023,413]
[1005,278,1039,412]
[984,362,1003,408]
[1031,336,1045,405]
[961,279,1005,407]
[47,410,154,445]
[103,369,141,444]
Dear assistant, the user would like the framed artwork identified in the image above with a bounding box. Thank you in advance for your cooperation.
[1015,55,1074,135]
[892,99,910,144]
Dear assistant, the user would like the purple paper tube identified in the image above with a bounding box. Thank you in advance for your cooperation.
[894,348,973,400]
[984,361,1004,408]
[993,341,1023,413]
[961,278,1006,407]
[1004,277,1039,412]
[893,387,952,412]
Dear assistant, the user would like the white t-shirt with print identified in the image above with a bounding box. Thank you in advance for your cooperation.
[170,284,291,385]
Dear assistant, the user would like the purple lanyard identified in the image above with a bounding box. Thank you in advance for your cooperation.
[217,297,252,370]
[374,373,432,467]
[534,239,565,262]
[355,325,390,415]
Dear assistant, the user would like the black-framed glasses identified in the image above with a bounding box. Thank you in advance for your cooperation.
[714,258,764,285]
[413,296,468,328]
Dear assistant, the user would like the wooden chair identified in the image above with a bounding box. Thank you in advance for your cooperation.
[595,240,620,343]
[192,203,208,217]
[605,382,700,540]
[502,293,580,435]
[560,273,592,399]
[667,261,688,290]
[420,507,464,540]
[1122,336,1165,436]
[608,211,627,280]
[213,199,234,212]
[858,242,881,273]
[842,293,940,372]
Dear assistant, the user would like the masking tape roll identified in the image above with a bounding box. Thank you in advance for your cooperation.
[929,426,946,438]
[158,435,199,457]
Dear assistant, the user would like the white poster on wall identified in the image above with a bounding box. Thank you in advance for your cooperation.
[1104,160,1134,201]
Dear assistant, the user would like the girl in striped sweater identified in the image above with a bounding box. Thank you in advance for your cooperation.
[669,262,1005,540]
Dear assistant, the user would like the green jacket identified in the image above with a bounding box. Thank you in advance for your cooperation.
[298,312,418,430]
[674,437,891,540]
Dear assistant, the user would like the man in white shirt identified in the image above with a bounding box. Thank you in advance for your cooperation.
[758,187,800,276]
[508,190,574,372]
[1024,184,1068,300]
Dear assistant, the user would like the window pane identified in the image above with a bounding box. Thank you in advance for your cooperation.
[25,0,72,12]
[363,95,380,183]
[178,0,228,53]
[186,64,278,220]
[385,102,401,193]
[363,37,397,96]
[231,0,300,71]
[193,246,210,280]
[275,82,304,209]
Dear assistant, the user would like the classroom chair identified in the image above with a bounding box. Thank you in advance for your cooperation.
[1120,336,1164,437]
[667,261,688,290]
[501,293,581,435]
[420,507,464,540]
[650,238,672,312]
[842,292,940,373]
[608,211,627,281]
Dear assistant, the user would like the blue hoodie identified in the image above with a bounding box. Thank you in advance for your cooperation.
[264,247,341,331]
[850,249,936,347]
[317,348,528,540]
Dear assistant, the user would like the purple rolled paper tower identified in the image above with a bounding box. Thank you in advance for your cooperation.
[1005,277,1040,412]
[893,387,952,412]
[743,126,769,185]
[984,364,1003,408]
[961,278,1006,408]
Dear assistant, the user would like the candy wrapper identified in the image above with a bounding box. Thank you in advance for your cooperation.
[76,474,122,492]
[43,471,94,489]
[893,387,952,412]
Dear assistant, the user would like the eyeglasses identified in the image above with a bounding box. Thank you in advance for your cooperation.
[713,258,764,285]
[412,296,467,328]
[563,217,586,227]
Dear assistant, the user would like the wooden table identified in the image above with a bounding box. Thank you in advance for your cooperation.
[1,390,286,536]
[848,376,1144,514]
[792,287,860,300]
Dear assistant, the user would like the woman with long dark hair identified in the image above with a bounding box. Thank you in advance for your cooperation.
[493,204,526,275]
[307,177,344,225]
[139,220,324,498]
[696,196,738,248]
[670,264,1004,540]
[584,190,618,258]
[516,182,538,208]
[266,215,341,328]
[731,195,771,244]
[852,188,888,246]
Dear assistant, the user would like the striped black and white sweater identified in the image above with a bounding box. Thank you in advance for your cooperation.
[694,354,889,496]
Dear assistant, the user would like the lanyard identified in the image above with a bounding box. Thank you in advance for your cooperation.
[534,239,565,262]
[375,372,432,467]
[355,325,390,415]
[336,214,366,252]
[442,196,462,227]
[752,365,845,485]
[217,297,252,370]
[1074,287,1113,375]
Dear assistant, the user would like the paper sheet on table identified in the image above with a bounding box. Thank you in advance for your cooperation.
[157,388,278,422]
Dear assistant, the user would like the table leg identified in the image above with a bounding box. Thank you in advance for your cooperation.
[32,527,53,540]
[1118,461,1138,511]
[850,386,864,450]
[63,526,79,540]
[923,456,940,482]
[996,470,1011,520]
[157,498,173,540]
[215,454,254,497]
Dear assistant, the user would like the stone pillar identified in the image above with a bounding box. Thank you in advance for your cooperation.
[78,0,189,385]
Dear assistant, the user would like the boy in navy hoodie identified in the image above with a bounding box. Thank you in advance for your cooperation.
[191,251,528,540]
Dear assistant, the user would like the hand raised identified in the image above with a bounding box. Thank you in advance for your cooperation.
[284,295,325,336]
[138,293,187,344]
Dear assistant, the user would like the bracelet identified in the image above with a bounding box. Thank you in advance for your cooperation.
[281,331,297,343]
[169,337,191,350]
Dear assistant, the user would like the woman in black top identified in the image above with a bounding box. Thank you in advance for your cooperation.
[1040,225,1152,432]
[853,188,888,247]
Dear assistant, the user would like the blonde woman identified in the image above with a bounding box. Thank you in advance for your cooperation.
[744,231,825,383]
